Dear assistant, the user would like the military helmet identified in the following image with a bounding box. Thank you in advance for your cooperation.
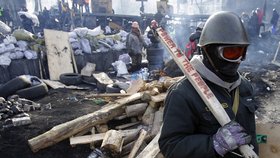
[198,11,249,47]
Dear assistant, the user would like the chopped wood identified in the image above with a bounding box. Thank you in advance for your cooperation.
[125,103,148,117]
[128,129,147,158]
[151,93,167,103]
[150,87,160,96]
[28,92,145,152]
[122,140,136,156]
[150,110,163,138]
[101,130,124,157]
[70,133,105,146]
[136,131,161,158]
[123,128,141,145]
[115,122,140,130]
[142,106,157,126]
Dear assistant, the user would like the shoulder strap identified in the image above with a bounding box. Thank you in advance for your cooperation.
[232,87,240,116]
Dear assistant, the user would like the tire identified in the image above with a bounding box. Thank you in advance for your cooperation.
[59,73,82,85]
[106,84,121,93]
[0,75,32,98]
[16,82,48,100]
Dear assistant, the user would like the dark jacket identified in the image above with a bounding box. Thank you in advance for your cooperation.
[147,28,160,44]
[159,76,258,158]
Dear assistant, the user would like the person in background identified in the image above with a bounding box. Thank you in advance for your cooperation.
[270,8,279,35]
[159,11,258,158]
[126,21,147,72]
[0,7,3,22]
[147,20,160,48]
[20,14,34,33]
[72,0,78,11]
[84,0,90,13]
[185,22,204,59]
[256,8,264,35]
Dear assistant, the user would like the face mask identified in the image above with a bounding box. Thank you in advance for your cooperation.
[204,45,245,82]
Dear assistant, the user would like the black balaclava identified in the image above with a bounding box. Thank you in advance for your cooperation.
[202,45,241,83]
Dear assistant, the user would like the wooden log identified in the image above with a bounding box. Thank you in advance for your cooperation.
[28,92,145,152]
[70,133,105,146]
[142,105,156,126]
[136,131,161,158]
[70,128,140,146]
[151,93,167,103]
[123,128,141,145]
[150,87,160,96]
[122,140,136,156]
[101,130,124,157]
[115,122,140,130]
[128,129,148,158]
[150,111,163,138]
[125,103,148,117]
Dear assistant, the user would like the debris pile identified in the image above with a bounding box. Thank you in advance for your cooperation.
[27,76,182,158]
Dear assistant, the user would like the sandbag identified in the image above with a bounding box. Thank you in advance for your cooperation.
[12,29,34,41]
[0,21,11,34]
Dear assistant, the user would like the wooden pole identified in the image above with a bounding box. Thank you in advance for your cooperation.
[128,129,147,158]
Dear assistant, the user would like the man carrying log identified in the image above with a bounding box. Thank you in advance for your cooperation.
[159,11,259,158]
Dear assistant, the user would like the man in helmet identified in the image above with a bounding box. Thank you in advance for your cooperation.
[159,11,258,158]
[126,21,147,72]
[147,20,160,48]
[185,22,204,59]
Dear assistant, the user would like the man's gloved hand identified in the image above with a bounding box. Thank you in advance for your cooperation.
[213,121,252,156]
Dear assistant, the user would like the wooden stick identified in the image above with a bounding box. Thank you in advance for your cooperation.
[125,103,148,117]
[28,92,145,152]
[128,129,147,158]
[136,130,161,158]
[157,27,258,158]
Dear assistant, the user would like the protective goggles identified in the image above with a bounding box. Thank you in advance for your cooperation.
[217,46,247,62]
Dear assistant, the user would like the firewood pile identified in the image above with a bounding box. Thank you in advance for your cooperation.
[27,76,183,158]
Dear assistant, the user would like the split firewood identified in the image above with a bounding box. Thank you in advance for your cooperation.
[151,93,167,103]
[70,128,140,146]
[150,110,164,138]
[70,133,105,146]
[101,130,124,157]
[28,92,145,152]
[136,130,161,158]
[122,140,136,156]
[96,124,109,133]
[142,105,157,126]
[150,87,160,96]
[125,103,148,117]
[128,129,148,158]
[123,128,141,145]
[115,122,140,130]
